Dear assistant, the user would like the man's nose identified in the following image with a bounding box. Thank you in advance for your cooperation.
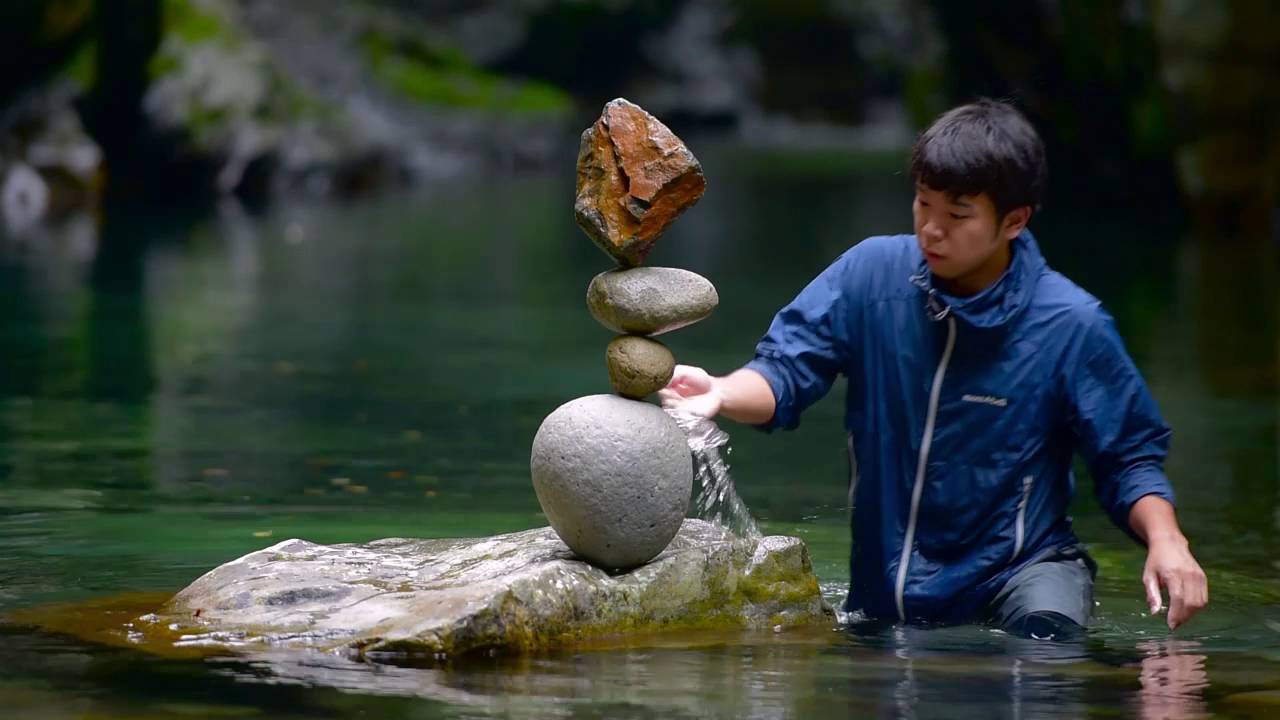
[921,220,944,242]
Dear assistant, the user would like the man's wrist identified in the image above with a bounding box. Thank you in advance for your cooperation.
[716,368,776,425]
[1146,531,1189,550]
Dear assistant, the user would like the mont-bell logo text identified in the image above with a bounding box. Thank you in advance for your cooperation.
[962,394,1008,407]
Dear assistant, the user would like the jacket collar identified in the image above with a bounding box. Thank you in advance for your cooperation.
[908,229,1045,329]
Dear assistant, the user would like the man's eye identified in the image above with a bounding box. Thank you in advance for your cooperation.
[949,213,969,220]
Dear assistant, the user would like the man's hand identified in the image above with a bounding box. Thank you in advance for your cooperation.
[658,365,724,419]
[658,365,776,425]
[1143,537,1208,630]
[1131,494,1208,630]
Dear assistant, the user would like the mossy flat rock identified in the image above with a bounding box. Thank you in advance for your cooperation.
[149,519,832,658]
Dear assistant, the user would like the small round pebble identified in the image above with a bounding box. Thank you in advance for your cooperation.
[606,335,675,399]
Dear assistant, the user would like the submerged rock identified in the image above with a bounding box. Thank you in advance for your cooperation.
[150,519,833,657]
[574,98,706,267]
[531,394,691,569]
[606,335,675,399]
[587,266,719,336]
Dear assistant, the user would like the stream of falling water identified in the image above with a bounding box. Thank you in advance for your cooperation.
[667,411,762,540]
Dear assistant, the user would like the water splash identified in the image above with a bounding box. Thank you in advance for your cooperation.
[667,411,761,540]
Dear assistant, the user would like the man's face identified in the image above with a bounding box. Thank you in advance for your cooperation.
[912,185,1028,295]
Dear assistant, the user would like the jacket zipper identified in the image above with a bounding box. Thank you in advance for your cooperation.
[895,314,956,623]
[1013,475,1034,560]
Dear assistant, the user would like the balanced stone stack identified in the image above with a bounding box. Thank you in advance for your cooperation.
[13,103,834,660]
[531,98,718,572]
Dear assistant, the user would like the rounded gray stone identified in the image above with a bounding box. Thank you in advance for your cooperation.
[606,335,675,399]
[530,394,692,570]
[586,267,718,336]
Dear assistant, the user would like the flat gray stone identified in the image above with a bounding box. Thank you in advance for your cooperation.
[148,520,833,658]
[587,267,718,336]
[531,394,690,569]
[606,335,675,398]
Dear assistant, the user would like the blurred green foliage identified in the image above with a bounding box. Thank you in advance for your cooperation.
[361,30,571,114]
[0,0,1273,211]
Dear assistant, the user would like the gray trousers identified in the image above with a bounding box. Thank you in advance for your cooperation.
[987,546,1097,640]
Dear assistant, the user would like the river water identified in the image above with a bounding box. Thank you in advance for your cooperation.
[1,141,1277,718]
[671,411,761,541]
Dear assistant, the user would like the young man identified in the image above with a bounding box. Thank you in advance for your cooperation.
[660,100,1208,638]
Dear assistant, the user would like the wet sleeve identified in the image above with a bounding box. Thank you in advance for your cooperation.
[743,251,854,431]
[1066,311,1175,544]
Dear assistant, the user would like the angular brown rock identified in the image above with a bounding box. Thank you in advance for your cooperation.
[574,98,706,267]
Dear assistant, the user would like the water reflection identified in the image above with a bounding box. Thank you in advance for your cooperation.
[841,624,1099,719]
[202,631,1120,719]
[0,211,98,400]
[1136,640,1209,720]
[87,200,154,405]
[212,637,842,719]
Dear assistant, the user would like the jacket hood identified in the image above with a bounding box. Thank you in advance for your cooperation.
[909,229,1046,330]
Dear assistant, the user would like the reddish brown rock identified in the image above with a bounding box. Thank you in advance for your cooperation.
[574,99,706,267]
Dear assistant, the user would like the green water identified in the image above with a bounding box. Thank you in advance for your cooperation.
[1,142,1277,718]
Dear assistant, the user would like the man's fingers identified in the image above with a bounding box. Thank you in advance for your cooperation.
[1143,545,1208,631]
[1166,566,1212,630]
[659,391,718,418]
[1166,574,1187,630]
[668,365,705,387]
[664,379,697,395]
[1144,573,1162,615]
[1183,569,1209,623]
[684,394,718,418]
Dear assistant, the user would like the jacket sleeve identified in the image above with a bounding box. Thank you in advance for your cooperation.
[743,250,855,431]
[1066,310,1175,544]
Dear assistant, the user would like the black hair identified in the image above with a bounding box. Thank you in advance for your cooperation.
[910,99,1046,218]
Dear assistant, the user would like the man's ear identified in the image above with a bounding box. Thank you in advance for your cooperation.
[1000,206,1032,240]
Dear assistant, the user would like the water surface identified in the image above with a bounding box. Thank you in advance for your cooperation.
[1,141,1277,718]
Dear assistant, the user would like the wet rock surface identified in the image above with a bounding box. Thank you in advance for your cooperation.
[149,519,833,657]
[587,266,718,336]
[531,394,691,569]
[574,99,706,267]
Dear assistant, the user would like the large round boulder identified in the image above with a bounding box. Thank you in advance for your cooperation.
[531,395,692,570]
[586,267,718,336]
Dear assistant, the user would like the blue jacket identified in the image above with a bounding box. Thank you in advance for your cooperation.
[744,230,1174,624]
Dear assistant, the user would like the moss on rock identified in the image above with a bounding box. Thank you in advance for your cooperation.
[137,519,833,659]
[360,29,570,115]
